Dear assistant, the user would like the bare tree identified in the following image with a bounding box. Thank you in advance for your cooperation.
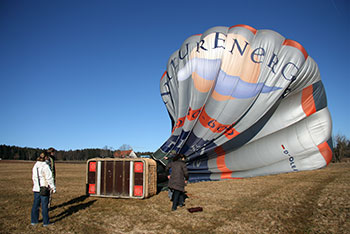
[333,134,350,162]
[101,145,113,158]
[119,144,133,151]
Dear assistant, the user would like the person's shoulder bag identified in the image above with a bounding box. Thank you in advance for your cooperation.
[37,167,50,196]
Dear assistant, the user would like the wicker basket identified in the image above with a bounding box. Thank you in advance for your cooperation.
[86,158,157,199]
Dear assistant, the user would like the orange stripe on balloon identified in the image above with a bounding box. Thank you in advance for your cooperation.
[199,109,228,133]
[301,85,316,117]
[215,146,232,179]
[198,108,240,139]
[229,24,257,35]
[186,107,202,121]
[199,108,213,128]
[161,71,167,81]
[172,116,186,133]
[223,125,240,140]
[283,39,308,60]
[317,141,332,165]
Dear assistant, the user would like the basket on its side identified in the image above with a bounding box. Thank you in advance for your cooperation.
[86,158,157,199]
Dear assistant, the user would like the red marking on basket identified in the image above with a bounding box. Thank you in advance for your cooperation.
[89,184,96,194]
[134,162,143,173]
[89,162,96,172]
[134,185,143,197]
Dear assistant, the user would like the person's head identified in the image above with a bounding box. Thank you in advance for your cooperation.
[166,150,177,160]
[173,153,185,162]
[47,147,56,156]
[37,152,48,162]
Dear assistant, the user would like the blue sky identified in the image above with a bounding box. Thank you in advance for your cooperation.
[0,0,349,152]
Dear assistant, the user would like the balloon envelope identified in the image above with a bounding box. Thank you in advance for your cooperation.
[154,25,332,182]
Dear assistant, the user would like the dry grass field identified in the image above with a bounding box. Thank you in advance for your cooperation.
[0,160,349,234]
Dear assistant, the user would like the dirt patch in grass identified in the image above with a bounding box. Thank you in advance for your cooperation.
[0,161,349,233]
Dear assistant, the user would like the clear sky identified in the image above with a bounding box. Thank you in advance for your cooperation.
[0,0,349,152]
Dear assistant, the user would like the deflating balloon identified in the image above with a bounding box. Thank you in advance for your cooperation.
[154,24,333,182]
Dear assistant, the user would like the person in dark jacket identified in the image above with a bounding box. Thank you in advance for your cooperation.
[46,147,56,209]
[46,147,56,184]
[166,154,189,211]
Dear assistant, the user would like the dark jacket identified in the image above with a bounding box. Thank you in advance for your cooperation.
[166,159,189,192]
[46,156,56,184]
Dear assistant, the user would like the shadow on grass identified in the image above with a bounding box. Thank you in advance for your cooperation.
[50,200,96,223]
[49,195,89,211]
[43,195,97,223]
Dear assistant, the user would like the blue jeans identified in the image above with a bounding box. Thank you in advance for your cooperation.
[31,192,50,225]
[172,190,184,210]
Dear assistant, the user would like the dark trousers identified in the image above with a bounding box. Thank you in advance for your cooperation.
[172,189,184,210]
[31,192,50,225]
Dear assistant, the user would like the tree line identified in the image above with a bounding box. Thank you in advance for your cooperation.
[0,145,153,161]
[1,134,349,162]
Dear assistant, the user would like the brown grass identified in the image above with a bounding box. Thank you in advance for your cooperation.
[0,161,349,233]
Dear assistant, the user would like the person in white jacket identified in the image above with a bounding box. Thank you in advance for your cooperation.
[31,152,56,226]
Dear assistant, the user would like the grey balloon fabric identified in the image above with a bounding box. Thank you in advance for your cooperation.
[155,24,332,182]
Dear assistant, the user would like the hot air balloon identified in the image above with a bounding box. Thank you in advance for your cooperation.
[153,24,333,183]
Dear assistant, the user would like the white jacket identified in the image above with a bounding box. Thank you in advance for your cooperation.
[32,161,56,192]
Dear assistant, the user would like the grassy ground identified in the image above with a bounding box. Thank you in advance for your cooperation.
[0,161,349,234]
